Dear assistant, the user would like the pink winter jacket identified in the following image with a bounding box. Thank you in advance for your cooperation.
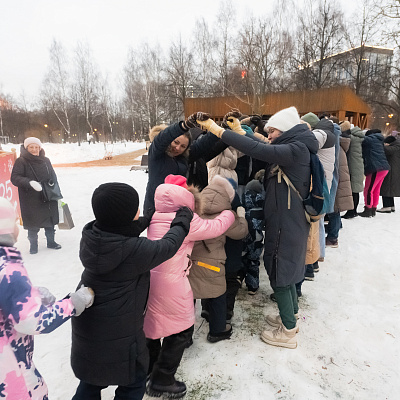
[0,246,76,400]
[143,183,235,339]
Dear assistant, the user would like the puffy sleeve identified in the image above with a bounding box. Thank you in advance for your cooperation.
[10,158,31,190]
[186,210,235,241]
[0,260,75,335]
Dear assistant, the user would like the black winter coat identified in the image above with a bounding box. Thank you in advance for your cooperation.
[362,132,390,175]
[10,146,60,229]
[380,138,400,197]
[71,220,187,386]
[221,124,319,287]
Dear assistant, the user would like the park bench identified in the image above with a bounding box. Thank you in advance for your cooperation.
[130,154,148,172]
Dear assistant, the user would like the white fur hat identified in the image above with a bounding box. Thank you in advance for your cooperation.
[24,137,42,149]
[210,175,235,202]
[265,106,301,133]
[0,197,17,235]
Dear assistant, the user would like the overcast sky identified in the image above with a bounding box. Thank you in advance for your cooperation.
[1,0,356,106]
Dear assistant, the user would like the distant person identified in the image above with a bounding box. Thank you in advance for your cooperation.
[70,182,193,400]
[11,137,63,254]
[0,197,94,400]
[378,135,400,213]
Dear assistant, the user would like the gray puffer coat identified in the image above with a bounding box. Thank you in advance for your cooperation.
[347,126,365,193]
[220,124,319,288]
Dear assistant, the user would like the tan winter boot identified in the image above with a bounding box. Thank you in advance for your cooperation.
[261,324,298,349]
[265,314,299,333]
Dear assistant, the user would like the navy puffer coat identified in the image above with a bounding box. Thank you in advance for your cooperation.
[362,131,390,175]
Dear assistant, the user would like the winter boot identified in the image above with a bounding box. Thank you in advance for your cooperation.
[207,324,232,343]
[371,207,376,217]
[359,206,373,218]
[146,379,187,399]
[304,264,314,281]
[261,324,298,349]
[342,209,358,219]
[313,261,319,273]
[265,314,299,332]
[45,228,62,250]
[28,230,38,255]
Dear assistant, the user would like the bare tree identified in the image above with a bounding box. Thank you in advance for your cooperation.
[41,39,72,141]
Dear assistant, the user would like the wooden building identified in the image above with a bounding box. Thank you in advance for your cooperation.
[184,86,371,129]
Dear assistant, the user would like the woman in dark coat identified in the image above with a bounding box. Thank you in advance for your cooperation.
[143,118,220,213]
[198,107,319,349]
[11,137,62,254]
[378,135,400,212]
[360,129,390,217]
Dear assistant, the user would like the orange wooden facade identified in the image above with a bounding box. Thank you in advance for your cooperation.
[184,86,371,129]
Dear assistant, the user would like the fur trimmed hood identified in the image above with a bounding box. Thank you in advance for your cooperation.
[149,124,168,143]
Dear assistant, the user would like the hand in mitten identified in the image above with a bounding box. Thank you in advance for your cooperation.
[29,181,42,191]
[197,118,225,138]
[170,206,194,235]
[223,111,246,135]
[37,286,56,306]
[183,112,211,130]
[70,285,95,316]
[236,206,246,219]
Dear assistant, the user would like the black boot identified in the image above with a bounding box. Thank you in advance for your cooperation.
[28,230,39,254]
[359,206,373,218]
[146,380,187,399]
[371,207,376,217]
[45,227,62,249]
[342,209,358,219]
[207,324,232,343]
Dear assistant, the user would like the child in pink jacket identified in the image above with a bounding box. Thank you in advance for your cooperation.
[144,175,235,399]
[0,197,94,400]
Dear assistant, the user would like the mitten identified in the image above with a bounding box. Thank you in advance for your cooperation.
[197,119,225,138]
[37,286,56,306]
[30,181,42,191]
[183,112,211,130]
[226,117,246,135]
[170,206,194,235]
[70,285,95,316]
[236,206,246,219]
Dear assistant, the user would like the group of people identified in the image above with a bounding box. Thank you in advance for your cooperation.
[1,106,399,400]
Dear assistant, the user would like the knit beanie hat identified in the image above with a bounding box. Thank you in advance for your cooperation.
[265,106,301,133]
[92,183,139,228]
[24,137,42,149]
[164,174,188,189]
[340,121,351,132]
[301,112,320,129]
[365,129,381,136]
[0,197,17,235]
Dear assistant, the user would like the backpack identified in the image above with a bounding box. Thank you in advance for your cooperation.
[275,153,329,223]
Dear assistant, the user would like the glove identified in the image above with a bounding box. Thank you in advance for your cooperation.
[170,206,194,235]
[225,116,246,135]
[197,119,225,138]
[236,206,246,219]
[70,285,95,316]
[37,286,56,306]
[30,181,42,191]
[183,112,211,130]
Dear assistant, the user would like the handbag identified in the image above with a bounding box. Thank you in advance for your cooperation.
[28,162,63,202]
[58,202,74,230]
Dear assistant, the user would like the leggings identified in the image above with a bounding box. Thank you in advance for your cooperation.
[364,171,389,208]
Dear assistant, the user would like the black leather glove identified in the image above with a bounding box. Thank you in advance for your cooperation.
[183,112,211,130]
[170,206,194,235]
[251,115,266,131]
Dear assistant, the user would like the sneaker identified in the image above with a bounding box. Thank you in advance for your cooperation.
[47,241,62,250]
[377,207,392,213]
[207,324,232,343]
[304,265,314,281]
[313,261,319,273]
[201,310,209,322]
[247,286,259,295]
[265,314,299,333]
[146,379,187,399]
[325,238,338,248]
[261,324,298,349]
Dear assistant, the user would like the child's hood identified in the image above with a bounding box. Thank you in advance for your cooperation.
[79,221,139,275]
[154,183,195,212]
[200,178,233,215]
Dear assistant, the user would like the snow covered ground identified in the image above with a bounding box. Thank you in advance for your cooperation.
[4,142,400,399]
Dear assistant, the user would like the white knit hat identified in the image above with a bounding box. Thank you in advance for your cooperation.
[24,137,42,149]
[0,197,17,235]
[265,106,301,133]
